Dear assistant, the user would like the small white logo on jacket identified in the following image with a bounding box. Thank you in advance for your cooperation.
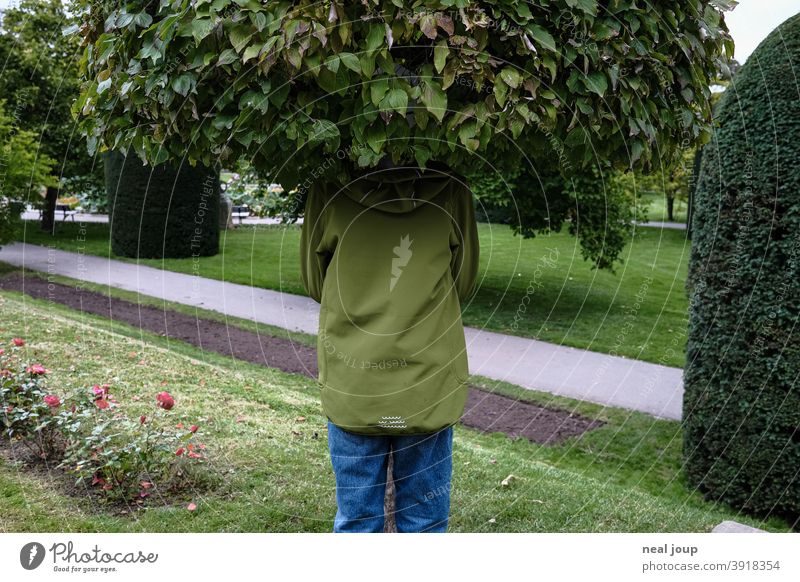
[390,234,413,292]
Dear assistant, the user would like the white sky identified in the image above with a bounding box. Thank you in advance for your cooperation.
[0,0,797,63]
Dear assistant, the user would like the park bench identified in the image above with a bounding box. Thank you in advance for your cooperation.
[44,204,78,222]
[231,205,251,224]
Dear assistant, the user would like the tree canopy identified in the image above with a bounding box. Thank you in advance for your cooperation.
[69,0,734,192]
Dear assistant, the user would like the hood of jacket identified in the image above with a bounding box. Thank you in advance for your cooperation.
[341,160,455,214]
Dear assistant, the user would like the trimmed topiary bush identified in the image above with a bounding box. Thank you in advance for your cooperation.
[683,12,800,525]
[105,148,220,259]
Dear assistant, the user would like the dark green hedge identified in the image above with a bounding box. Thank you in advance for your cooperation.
[105,148,220,259]
[683,13,800,524]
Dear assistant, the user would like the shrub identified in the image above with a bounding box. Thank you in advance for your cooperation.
[104,146,221,259]
[0,341,65,459]
[683,13,800,522]
[1,337,211,504]
[57,387,208,503]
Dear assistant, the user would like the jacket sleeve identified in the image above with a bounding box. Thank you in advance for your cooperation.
[299,183,331,303]
[449,181,480,304]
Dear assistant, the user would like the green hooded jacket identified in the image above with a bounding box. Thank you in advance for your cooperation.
[299,162,480,435]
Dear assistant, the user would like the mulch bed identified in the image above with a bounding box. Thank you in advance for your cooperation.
[0,271,604,445]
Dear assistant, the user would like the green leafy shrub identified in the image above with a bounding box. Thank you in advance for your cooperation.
[683,12,800,523]
[222,164,287,217]
[0,99,57,246]
[104,147,220,259]
[469,163,641,271]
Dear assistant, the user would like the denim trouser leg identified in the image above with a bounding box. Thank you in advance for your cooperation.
[391,426,453,533]
[327,420,390,532]
[327,419,454,533]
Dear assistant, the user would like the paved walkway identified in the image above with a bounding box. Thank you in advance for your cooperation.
[637,220,687,230]
[0,242,684,421]
[23,211,686,230]
[21,211,286,227]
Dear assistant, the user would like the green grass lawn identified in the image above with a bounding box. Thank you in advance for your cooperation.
[639,192,689,223]
[0,286,790,533]
[15,218,691,367]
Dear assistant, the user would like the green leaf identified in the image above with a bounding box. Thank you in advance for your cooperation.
[366,23,384,51]
[242,44,262,63]
[191,19,215,44]
[309,119,340,144]
[324,55,340,73]
[172,73,195,96]
[217,49,238,65]
[565,0,599,16]
[230,25,254,53]
[370,78,389,107]
[493,79,508,108]
[499,67,521,89]
[421,80,448,122]
[525,24,556,52]
[339,52,360,73]
[385,89,408,115]
[584,72,608,96]
[434,41,448,73]
[365,123,385,153]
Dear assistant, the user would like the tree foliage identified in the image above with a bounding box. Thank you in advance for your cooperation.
[0,0,103,225]
[69,0,734,193]
[0,99,58,245]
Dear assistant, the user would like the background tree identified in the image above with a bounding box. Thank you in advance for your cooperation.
[469,160,637,272]
[0,0,103,234]
[684,12,800,525]
[68,0,733,269]
[0,99,58,246]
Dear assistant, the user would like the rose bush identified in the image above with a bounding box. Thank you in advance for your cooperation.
[1,337,210,504]
[0,339,66,459]
[58,385,207,503]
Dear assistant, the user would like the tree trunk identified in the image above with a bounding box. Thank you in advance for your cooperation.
[687,146,703,240]
[666,195,675,222]
[383,447,397,532]
[40,186,58,234]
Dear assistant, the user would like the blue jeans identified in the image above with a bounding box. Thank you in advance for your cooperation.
[326,419,454,533]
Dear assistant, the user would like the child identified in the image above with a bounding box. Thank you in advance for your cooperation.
[300,158,479,532]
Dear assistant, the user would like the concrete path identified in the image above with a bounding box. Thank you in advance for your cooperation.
[0,242,685,421]
[635,220,687,230]
[20,210,287,227]
[24,210,684,230]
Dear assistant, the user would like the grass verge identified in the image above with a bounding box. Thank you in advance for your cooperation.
[0,287,789,533]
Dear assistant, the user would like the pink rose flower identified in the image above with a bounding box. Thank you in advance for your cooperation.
[156,391,175,410]
[43,395,61,408]
[26,364,47,375]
